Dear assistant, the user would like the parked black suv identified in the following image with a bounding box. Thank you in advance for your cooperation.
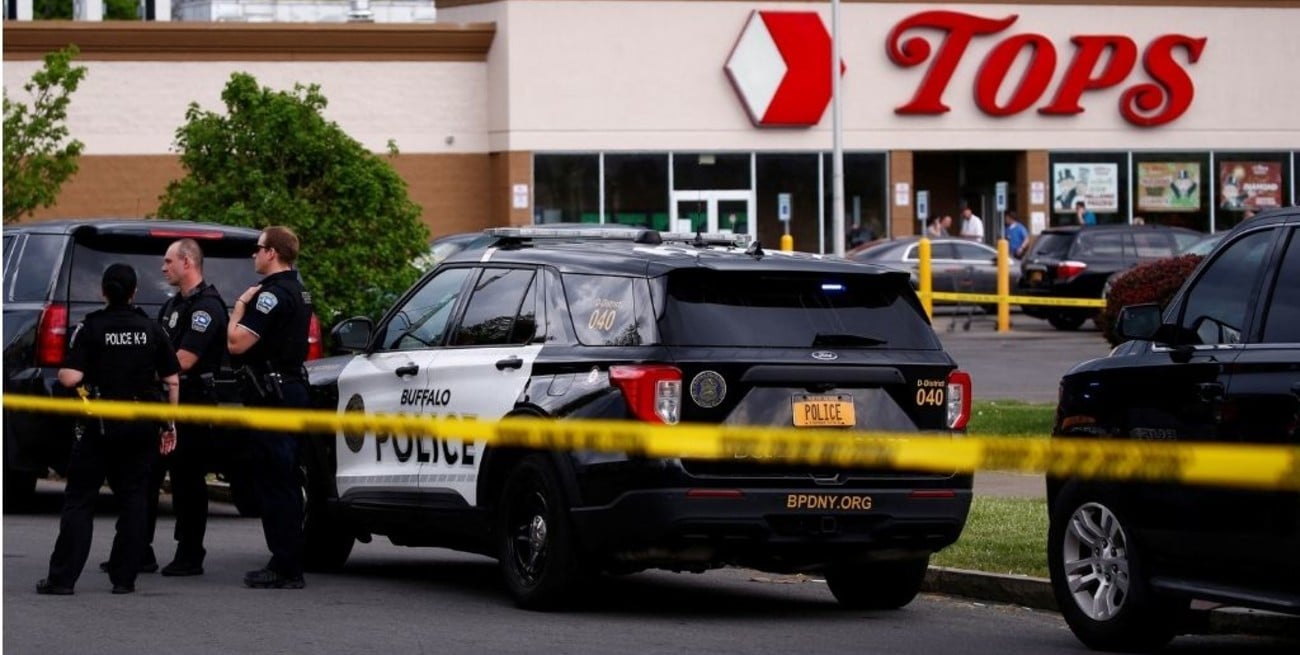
[1018,224,1202,330]
[1047,209,1299,651]
[302,226,974,610]
[2,219,322,510]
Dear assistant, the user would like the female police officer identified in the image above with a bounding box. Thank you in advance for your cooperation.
[37,263,181,595]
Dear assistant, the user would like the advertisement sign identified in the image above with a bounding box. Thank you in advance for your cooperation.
[1053,163,1118,213]
[1137,162,1201,212]
[1220,161,1283,211]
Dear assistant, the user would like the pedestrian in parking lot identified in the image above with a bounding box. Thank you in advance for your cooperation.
[1074,201,1097,226]
[142,238,230,577]
[1004,209,1029,259]
[227,226,313,590]
[925,215,945,237]
[37,263,181,596]
[959,204,983,241]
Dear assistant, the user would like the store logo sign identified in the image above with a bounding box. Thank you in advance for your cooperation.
[888,11,1206,127]
[725,11,846,127]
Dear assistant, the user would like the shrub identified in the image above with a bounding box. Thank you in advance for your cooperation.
[1098,254,1203,346]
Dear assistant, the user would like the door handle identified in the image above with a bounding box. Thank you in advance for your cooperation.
[495,356,523,371]
[395,364,419,377]
[1196,382,1224,403]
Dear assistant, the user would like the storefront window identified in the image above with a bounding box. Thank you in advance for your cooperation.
[534,154,599,224]
[672,153,751,190]
[603,154,669,230]
[820,153,887,253]
[1132,152,1211,231]
[1048,152,1127,227]
[1212,151,1292,232]
[756,154,819,251]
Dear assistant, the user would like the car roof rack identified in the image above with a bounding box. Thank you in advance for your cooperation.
[483,227,752,249]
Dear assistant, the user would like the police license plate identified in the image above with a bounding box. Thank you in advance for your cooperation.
[792,394,855,427]
[1029,270,1044,283]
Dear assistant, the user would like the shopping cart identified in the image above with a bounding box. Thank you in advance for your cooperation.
[947,264,984,332]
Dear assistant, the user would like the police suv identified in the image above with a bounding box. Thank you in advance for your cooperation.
[302,227,974,609]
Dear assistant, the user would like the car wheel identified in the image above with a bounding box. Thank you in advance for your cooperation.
[1048,313,1087,331]
[299,454,355,572]
[825,555,929,610]
[1048,487,1186,651]
[498,454,587,610]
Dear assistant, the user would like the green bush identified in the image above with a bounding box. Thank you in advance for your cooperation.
[1098,254,1203,346]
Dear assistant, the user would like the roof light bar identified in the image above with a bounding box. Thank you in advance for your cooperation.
[656,232,752,248]
[484,226,652,241]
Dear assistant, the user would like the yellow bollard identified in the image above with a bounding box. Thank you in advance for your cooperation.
[780,233,793,252]
[918,237,933,319]
[997,238,1010,332]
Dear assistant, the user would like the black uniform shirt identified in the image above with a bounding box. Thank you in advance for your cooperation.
[158,281,229,379]
[236,270,312,378]
[65,305,181,401]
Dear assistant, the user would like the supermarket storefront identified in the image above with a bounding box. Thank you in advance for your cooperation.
[5,1,1298,251]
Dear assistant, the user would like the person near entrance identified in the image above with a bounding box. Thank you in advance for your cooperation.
[1075,201,1097,226]
[959,203,984,241]
[1004,210,1029,259]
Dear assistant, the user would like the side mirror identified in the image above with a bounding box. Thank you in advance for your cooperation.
[330,316,374,354]
[1117,304,1163,341]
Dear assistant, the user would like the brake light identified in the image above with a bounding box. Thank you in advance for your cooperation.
[148,229,225,240]
[36,303,69,367]
[609,364,682,424]
[307,314,323,361]
[947,369,972,430]
[1056,260,1088,282]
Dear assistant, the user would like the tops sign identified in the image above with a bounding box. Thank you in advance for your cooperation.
[887,11,1207,127]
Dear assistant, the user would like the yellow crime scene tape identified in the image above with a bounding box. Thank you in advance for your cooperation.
[924,291,1106,308]
[5,394,1297,492]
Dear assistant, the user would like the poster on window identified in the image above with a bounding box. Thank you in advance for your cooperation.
[1052,163,1118,213]
[1219,161,1283,211]
[1137,162,1201,212]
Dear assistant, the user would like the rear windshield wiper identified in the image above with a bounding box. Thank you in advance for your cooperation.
[812,332,886,347]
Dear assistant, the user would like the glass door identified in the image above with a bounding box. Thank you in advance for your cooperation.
[670,190,755,239]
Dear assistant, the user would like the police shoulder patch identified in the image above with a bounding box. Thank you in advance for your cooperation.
[191,310,212,333]
[255,291,278,314]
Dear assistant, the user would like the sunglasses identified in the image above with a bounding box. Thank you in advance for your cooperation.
[255,244,274,253]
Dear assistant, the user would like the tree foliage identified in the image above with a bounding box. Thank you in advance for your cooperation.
[33,0,139,19]
[3,45,87,223]
[156,73,429,325]
[1098,254,1203,346]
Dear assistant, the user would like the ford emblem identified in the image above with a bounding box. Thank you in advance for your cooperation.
[810,351,838,361]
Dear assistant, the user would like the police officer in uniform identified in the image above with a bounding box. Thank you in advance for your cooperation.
[37,264,181,596]
[227,226,313,589]
[151,238,230,576]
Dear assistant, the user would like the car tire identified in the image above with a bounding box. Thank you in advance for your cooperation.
[825,555,930,610]
[300,454,355,572]
[498,454,588,610]
[1048,485,1186,652]
[1048,313,1088,331]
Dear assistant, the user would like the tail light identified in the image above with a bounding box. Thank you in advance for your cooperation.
[306,314,324,361]
[947,369,972,430]
[1056,261,1088,282]
[36,303,69,367]
[609,364,682,424]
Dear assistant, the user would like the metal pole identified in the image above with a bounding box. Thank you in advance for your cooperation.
[831,0,845,257]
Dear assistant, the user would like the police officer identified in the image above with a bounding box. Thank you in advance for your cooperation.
[37,264,181,596]
[227,225,312,590]
[151,238,230,575]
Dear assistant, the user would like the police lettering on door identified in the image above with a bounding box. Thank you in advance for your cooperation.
[370,387,476,467]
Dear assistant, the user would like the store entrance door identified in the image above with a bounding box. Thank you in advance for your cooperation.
[670,190,755,238]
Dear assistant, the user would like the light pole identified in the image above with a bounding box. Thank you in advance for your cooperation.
[831,0,845,257]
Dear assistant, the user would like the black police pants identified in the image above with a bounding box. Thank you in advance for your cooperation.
[146,412,216,564]
[249,382,309,579]
[46,420,157,590]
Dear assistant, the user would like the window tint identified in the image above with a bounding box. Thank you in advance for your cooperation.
[1133,232,1178,259]
[563,274,649,346]
[70,235,259,307]
[952,242,993,261]
[1030,233,1073,259]
[1179,229,1274,345]
[1261,230,1300,343]
[1072,231,1128,258]
[5,234,65,302]
[452,268,536,347]
[381,268,472,351]
[659,270,940,349]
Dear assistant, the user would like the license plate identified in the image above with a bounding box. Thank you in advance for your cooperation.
[1029,270,1043,283]
[786,493,873,511]
[792,394,855,427]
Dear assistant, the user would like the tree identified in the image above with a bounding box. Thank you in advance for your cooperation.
[3,46,87,223]
[1097,254,1203,346]
[33,0,140,19]
[156,73,429,326]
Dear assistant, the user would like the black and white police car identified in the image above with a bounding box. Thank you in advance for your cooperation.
[302,226,974,609]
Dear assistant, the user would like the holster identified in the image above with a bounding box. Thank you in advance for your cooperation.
[235,366,286,403]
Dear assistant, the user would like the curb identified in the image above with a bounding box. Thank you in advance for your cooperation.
[924,566,1300,639]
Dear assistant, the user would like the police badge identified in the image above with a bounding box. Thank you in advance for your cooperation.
[689,370,727,408]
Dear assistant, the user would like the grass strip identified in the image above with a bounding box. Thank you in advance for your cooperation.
[967,400,1055,438]
[933,496,1049,579]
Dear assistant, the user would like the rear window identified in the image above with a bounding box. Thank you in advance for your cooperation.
[4,233,66,302]
[1029,233,1074,259]
[70,235,261,307]
[1073,231,1128,258]
[658,270,939,349]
